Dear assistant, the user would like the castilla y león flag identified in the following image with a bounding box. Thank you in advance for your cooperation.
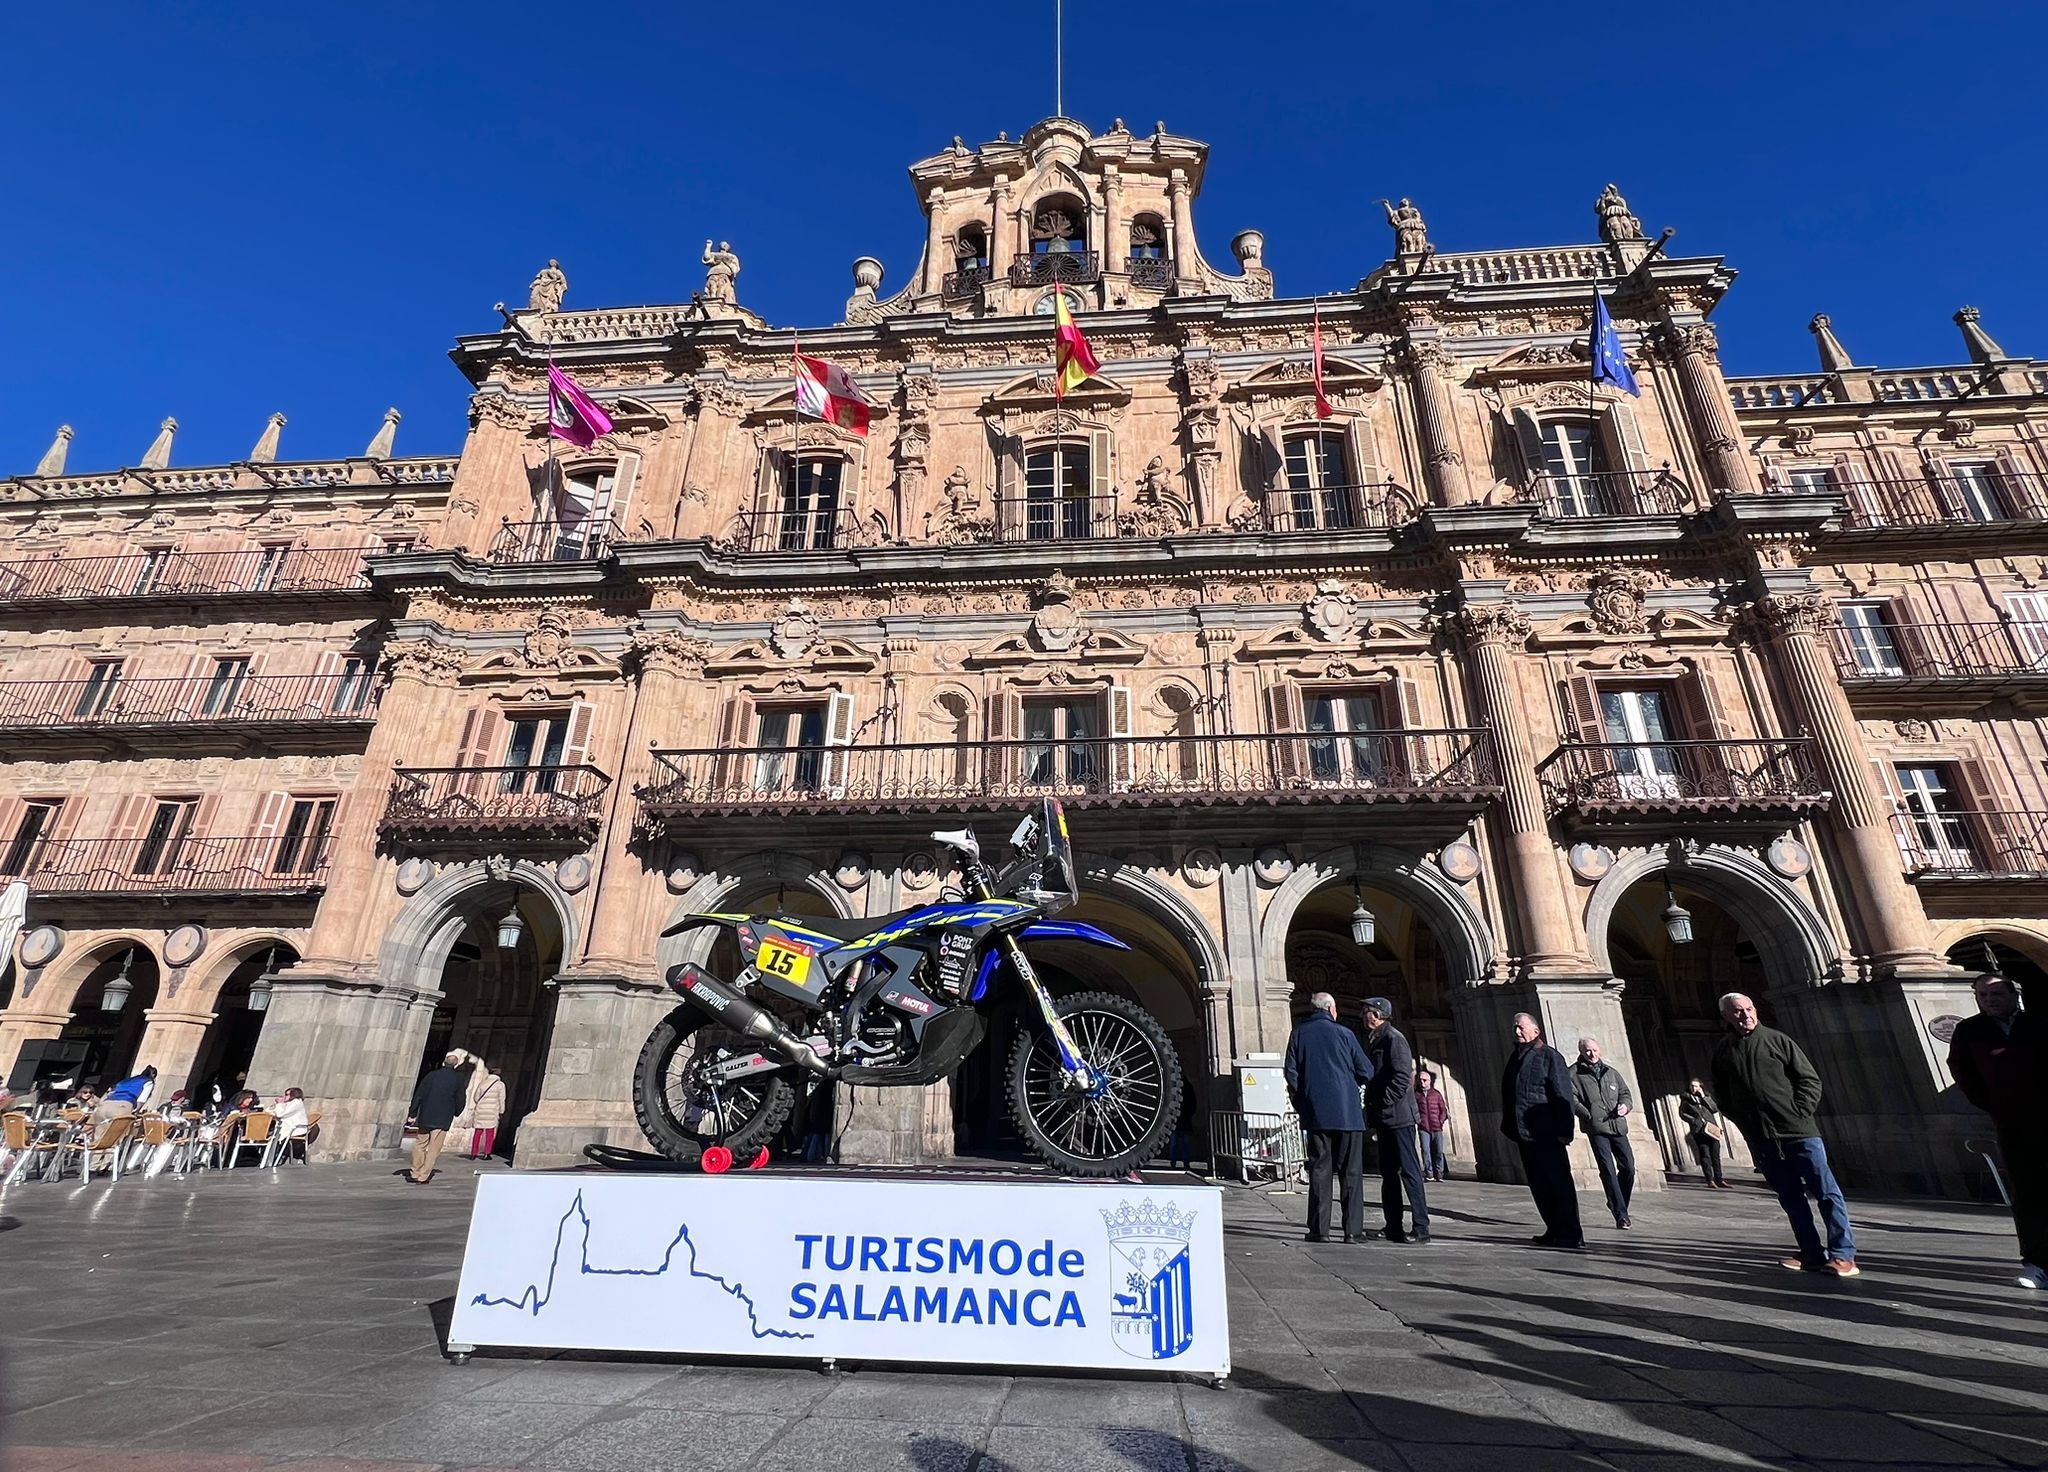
[1053,295,1101,399]
[794,352,875,435]
[547,361,614,448]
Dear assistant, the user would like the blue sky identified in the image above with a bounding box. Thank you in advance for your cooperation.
[4,3,2039,472]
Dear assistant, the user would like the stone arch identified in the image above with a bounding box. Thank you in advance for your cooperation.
[181,930,305,1013]
[1584,845,1840,994]
[656,850,853,972]
[1259,844,1494,990]
[375,859,582,998]
[1933,920,2048,975]
[1070,850,1227,999]
[38,931,164,1015]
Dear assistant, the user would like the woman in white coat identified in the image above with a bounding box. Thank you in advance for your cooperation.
[465,1061,506,1161]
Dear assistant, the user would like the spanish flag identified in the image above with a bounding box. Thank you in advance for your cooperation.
[1053,295,1100,399]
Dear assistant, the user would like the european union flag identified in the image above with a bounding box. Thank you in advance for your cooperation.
[1590,292,1640,397]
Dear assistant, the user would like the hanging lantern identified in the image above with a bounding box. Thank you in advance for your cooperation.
[496,902,526,950]
[1661,880,1694,946]
[1349,878,1376,948]
[101,948,136,1012]
[247,945,278,1013]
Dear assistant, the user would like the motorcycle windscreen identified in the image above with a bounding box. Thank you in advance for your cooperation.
[1004,797,1078,914]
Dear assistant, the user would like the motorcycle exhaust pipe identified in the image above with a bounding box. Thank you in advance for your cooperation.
[666,963,832,1077]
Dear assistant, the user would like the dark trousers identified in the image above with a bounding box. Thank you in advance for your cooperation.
[1588,1133,1636,1224]
[1997,1122,2047,1267]
[1306,1129,1365,1240]
[1690,1131,1725,1184]
[1754,1136,1855,1264]
[1517,1138,1583,1245]
[1375,1126,1431,1237]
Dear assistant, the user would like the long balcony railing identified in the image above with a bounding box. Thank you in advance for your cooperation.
[1538,738,1830,818]
[1769,472,2048,532]
[1008,251,1099,288]
[380,765,611,845]
[1892,809,2048,880]
[0,674,380,732]
[724,505,867,555]
[1124,257,1175,291]
[1831,621,2048,683]
[487,518,626,564]
[637,730,1502,818]
[995,493,1121,543]
[1527,468,1693,519]
[0,545,377,606]
[1261,482,1421,534]
[0,835,332,897]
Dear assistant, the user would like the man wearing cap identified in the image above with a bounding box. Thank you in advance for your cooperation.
[1362,997,1431,1244]
[1284,991,1374,1243]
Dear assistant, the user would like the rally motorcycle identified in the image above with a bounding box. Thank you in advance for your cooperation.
[633,800,1183,1177]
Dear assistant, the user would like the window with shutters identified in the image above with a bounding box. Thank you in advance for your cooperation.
[272,797,336,875]
[130,547,172,596]
[1024,444,1093,541]
[249,543,290,591]
[754,703,828,793]
[2,800,60,875]
[1840,603,1905,677]
[73,659,124,719]
[1949,461,2011,522]
[1282,431,1354,531]
[1305,689,1387,783]
[774,456,845,551]
[2005,593,2048,670]
[200,656,253,716]
[133,799,199,876]
[1599,687,1682,800]
[1536,419,1613,517]
[1021,697,1101,789]
[1783,466,1834,496]
[1895,764,1977,870]
[331,654,376,713]
[502,713,572,795]
[553,465,618,558]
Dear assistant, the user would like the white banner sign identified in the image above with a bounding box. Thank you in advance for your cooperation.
[448,1173,1230,1378]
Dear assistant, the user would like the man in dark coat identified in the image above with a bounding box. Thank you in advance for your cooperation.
[405,1052,471,1184]
[1712,992,1857,1276]
[1362,997,1430,1244]
[1499,1011,1583,1248]
[1947,973,2046,1290]
[1572,1037,1637,1229]
[1284,991,1374,1243]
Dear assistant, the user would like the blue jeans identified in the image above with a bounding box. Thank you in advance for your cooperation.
[1417,1128,1447,1177]
[1753,1136,1855,1264]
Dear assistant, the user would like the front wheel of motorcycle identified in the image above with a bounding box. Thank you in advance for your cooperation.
[1007,989,1183,1178]
[633,1005,797,1165]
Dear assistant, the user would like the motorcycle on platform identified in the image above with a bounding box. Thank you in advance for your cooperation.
[632,799,1182,1177]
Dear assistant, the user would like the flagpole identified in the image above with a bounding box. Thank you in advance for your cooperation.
[1055,0,1063,118]
[544,350,558,560]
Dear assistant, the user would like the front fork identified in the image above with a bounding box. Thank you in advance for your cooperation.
[996,931,1097,1091]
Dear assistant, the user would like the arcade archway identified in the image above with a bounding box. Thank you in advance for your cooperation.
[187,942,300,1103]
[52,942,161,1088]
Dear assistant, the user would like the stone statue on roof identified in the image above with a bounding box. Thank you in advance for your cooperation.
[1380,198,1430,257]
[702,241,740,304]
[528,259,567,313]
[1596,184,1645,245]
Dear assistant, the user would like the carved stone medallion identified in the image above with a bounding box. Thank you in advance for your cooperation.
[163,924,208,969]
[1436,841,1483,883]
[395,857,436,895]
[1766,835,1812,880]
[665,850,705,895]
[1568,842,1614,883]
[556,855,593,894]
[1254,846,1295,885]
[19,924,65,970]
[1181,847,1222,889]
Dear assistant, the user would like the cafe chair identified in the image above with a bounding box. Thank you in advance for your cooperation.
[268,1110,321,1168]
[225,1111,275,1169]
[59,1115,134,1183]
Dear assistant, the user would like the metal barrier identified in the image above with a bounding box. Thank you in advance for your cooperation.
[1207,1110,1305,1192]
[1966,1137,2011,1208]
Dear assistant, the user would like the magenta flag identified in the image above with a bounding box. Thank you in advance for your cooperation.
[547,361,614,448]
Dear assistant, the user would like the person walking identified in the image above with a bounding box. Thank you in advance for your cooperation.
[404,1052,471,1185]
[1283,991,1374,1243]
[1711,992,1858,1276]
[1946,973,2046,1290]
[1499,1012,1583,1248]
[465,1061,506,1161]
[1361,998,1430,1244]
[1416,1067,1450,1182]
[1572,1037,1637,1229]
[1679,1078,1731,1188]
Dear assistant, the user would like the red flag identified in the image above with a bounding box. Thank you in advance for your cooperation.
[1312,304,1335,420]
[794,350,874,435]
[547,361,615,448]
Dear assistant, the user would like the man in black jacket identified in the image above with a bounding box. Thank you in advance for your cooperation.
[1572,1037,1637,1229]
[405,1052,471,1184]
[1362,997,1430,1244]
[1499,1012,1583,1248]
[1712,992,1857,1276]
[1947,973,2046,1290]
[1284,992,1374,1243]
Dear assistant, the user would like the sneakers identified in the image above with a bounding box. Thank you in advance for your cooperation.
[2016,1262,2047,1290]
[1779,1256,1812,1271]
[1825,1258,1861,1277]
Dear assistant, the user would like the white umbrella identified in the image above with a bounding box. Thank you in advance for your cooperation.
[0,879,27,996]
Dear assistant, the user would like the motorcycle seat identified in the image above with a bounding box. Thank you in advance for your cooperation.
[789,908,925,943]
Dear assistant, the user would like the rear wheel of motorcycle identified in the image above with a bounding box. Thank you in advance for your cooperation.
[633,1005,796,1165]
[1007,989,1182,1178]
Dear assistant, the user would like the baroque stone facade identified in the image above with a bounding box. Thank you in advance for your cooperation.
[5,118,2045,1195]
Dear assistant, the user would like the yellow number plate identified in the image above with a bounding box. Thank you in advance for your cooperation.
[755,937,816,988]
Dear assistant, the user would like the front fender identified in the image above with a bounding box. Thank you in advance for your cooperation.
[1019,921,1131,951]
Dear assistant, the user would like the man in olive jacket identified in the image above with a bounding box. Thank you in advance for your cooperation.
[1284,992,1374,1243]
[1572,1037,1637,1229]
[1711,992,1857,1275]
[1947,973,2046,1289]
[1499,1012,1583,1248]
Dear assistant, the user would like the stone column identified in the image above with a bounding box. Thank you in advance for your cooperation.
[920,186,946,296]
[1750,593,1938,969]
[1665,322,1759,494]
[1100,167,1124,276]
[1457,601,1589,975]
[1400,340,1472,505]
[132,1009,214,1090]
[1168,172,1194,286]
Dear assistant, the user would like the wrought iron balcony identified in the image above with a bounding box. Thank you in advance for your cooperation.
[487,518,626,564]
[1538,739,1830,822]
[1261,483,1421,534]
[380,765,611,847]
[994,493,1121,543]
[1527,468,1694,519]
[1008,251,1099,288]
[637,730,1502,819]
[1831,621,2048,685]
[1893,809,2048,880]
[941,264,991,300]
[1776,472,2048,533]
[0,835,331,898]
[0,674,379,734]
[0,545,377,606]
[720,505,871,555]
[1124,257,1175,291]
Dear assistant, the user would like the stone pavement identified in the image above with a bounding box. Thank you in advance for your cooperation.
[1,1158,2042,1471]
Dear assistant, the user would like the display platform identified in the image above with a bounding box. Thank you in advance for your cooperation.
[446,1171,1230,1380]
